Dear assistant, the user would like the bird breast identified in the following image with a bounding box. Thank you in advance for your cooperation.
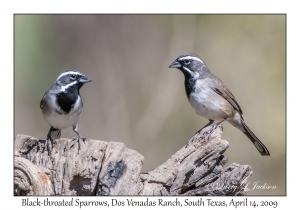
[188,79,233,120]
[42,96,82,129]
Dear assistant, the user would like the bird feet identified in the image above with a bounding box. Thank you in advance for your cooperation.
[186,125,223,148]
[204,124,223,136]
[43,138,55,155]
[72,136,86,153]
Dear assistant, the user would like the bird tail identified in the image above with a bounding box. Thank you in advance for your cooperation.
[241,120,270,156]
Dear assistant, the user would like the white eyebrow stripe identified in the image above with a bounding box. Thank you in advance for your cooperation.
[179,56,204,63]
[60,81,77,92]
[56,71,82,81]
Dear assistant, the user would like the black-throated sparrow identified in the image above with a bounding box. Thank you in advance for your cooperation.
[40,70,91,153]
[169,53,270,156]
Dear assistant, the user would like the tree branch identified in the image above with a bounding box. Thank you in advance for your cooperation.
[14,127,252,196]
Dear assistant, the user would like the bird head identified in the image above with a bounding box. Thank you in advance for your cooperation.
[55,70,92,92]
[169,53,209,79]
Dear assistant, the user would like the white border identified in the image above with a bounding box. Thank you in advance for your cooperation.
[2,1,297,209]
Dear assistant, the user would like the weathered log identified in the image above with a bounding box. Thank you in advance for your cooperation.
[14,126,252,196]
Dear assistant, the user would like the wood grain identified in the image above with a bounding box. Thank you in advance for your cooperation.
[14,126,252,196]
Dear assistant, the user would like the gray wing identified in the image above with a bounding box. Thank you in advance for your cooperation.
[210,75,243,115]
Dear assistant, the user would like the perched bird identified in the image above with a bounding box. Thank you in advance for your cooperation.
[169,53,270,156]
[40,70,91,152]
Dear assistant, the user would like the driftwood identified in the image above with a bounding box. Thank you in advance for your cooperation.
[14,126,252,196]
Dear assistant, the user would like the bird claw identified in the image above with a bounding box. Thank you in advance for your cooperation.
[70,135,84,152]
[218,125,223,131]
[43,138,54,155]
[72,136,85,153]
[185,123,223,148]
[195,129,203,135]
[207,124,218,135]
[195,136,204,143]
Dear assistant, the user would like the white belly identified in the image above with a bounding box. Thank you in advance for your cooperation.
[42,96,82,130]
[188,79,233,120]
[45,110,81,129]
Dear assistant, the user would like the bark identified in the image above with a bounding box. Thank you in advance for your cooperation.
[14,126,252,196]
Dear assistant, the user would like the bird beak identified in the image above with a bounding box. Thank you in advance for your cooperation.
[80,76,92,83]
[169,60,181,68]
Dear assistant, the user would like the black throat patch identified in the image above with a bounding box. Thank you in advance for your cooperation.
[56,88,80,114]
[184,77,197,97]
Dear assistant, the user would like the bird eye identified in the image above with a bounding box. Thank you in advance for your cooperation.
[70,74,76,80]
[184,60,190,65]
